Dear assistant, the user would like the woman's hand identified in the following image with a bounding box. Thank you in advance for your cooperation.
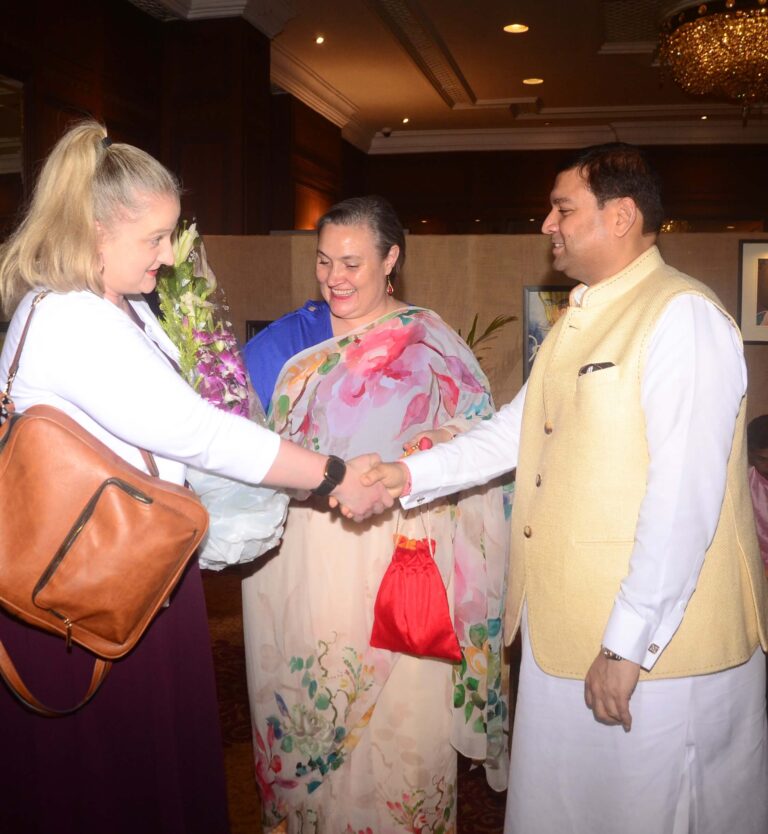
[402,428,452,456]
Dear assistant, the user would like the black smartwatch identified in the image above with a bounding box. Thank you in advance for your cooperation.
[312,455,346,496]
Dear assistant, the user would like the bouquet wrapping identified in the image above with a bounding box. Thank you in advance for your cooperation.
[157,222,288,570]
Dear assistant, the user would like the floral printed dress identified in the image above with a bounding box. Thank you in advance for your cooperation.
[242,307,510,834]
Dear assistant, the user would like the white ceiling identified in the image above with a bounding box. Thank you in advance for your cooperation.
[148,0,768,152]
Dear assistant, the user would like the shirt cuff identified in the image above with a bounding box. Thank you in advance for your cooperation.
[602,602,656,669]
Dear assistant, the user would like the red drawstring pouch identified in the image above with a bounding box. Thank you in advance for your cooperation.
[370,526,462,662]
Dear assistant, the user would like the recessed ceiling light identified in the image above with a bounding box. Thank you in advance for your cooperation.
[420,219,428,224]
[700,114,708,120]
[529,218,536,222]
[315,35,325,44]
[402,117,410,124]
[503,23,529,33]
[726,224,735,229]
[474,218,481,222]
[523,78,544,85]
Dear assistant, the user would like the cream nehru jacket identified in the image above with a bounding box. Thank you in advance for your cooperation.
[506,246,768,680]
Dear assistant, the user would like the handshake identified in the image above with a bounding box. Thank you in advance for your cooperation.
[327,430,446,522]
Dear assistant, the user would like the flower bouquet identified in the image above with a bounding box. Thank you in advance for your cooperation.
[157,222,288,571]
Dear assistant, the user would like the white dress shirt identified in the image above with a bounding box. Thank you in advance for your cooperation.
[403,293,746,670]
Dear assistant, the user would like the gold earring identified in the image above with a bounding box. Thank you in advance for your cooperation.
[386,275,394,296]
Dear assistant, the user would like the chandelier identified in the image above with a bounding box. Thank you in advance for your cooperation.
[658,0,768,117]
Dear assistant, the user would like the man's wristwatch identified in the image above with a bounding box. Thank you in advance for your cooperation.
[312,455,347,496]
[600,646,624,662]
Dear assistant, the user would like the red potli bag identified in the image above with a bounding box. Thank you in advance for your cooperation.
[370,511,462,662]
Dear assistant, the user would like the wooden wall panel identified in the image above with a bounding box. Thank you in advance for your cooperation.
[0,2,271,236]
[162,17,271,234]
[0,0,164,180]
[363,146,768,235]
[270,95,343,231]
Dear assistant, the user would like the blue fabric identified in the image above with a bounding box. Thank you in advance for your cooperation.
[244,300,332,411]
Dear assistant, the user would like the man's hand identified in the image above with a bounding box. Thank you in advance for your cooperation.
[327,454,394,521]
[402,428,452,456]
[584,652,641,732]
[360,460,410,499]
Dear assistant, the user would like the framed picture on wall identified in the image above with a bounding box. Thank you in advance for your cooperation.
[523,286,572,381]
[738,240,768,343]
[245,320,272,342]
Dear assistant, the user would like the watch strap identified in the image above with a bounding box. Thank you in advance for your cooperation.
[312,454,346,497]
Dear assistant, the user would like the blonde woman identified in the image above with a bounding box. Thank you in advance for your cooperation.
[0,122,390,834]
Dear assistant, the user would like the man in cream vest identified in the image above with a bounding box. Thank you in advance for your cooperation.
[363,143,768,833]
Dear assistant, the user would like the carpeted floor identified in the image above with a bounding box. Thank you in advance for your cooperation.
[203,566,511,834]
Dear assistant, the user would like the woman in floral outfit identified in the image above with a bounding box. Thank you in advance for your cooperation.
[242,196,509,833]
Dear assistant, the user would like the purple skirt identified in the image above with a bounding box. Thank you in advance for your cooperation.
[0,562,230,834]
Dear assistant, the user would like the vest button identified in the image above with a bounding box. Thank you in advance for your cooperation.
[544,421,553,435]
[535,474,542,487]
[523,525,532,538]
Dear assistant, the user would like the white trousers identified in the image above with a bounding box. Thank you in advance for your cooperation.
[505,617,768,834]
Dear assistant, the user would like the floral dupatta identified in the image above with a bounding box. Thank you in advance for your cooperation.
[267,306,510,789]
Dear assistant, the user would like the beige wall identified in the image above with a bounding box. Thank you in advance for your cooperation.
[204,232,768,422]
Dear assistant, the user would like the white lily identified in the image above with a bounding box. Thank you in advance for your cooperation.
[173,222,198,267]
[179,290,212,317]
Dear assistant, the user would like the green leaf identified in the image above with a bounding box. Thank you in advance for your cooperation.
[469,623,488,649]
[275,394,290,421]
[470,692,486,709]
[315,694,330,710]
[318,353,340,374]
[465,677,479,692]
[460,313,516,364]
[308,680,317,699]
[466,313,479,347]
[301,671,311,687]
[280,735,294,752]
[453,684,465,708]
[464,701,474,723]
[290,657,304,672]
[305,656,314,669]
[472,716,487,734]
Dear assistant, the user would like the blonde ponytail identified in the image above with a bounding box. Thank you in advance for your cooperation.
[0,120,179,316]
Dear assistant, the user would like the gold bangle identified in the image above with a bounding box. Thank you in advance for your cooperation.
[601,646,624,662]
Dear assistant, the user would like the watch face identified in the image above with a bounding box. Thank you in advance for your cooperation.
[326,455,346,485]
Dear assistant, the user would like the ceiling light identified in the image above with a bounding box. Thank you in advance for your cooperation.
[474,218,481,222]
[402,117,410,124]
[523,78,544,85]
[420,219,428,224]
[315,35,325,44]
[658,0,768,121]
[726,224,736,229]
[503,23,529,33]
[529,218,536,222]
[701,114,708,119]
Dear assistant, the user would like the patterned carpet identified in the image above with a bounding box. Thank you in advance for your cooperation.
[203,566,511,834]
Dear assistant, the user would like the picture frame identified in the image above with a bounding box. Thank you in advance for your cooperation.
[737,240,768,343]
[523,286,572,381]
[245,320,272,342]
